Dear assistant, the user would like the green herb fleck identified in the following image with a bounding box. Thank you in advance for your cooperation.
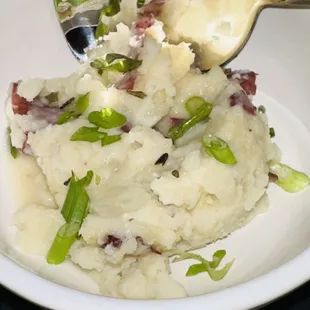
[95,174,101,185]
[64,177,71,186]
[7,128,18,159]
[258,105,266,114]
[88,108,127,129]
[172,170,179,178]
[45,92,59,105]
[269,127,275,138]
[268,161,310,193]
[127,90,147,99]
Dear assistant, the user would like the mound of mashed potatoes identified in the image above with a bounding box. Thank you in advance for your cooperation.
[5,0,281,300]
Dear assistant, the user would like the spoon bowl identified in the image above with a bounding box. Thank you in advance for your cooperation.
[216,0,310,70]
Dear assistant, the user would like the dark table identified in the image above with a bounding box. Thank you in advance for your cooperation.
[1,282,310,310]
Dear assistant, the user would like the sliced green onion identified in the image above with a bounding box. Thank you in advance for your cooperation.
[7,128,18,159]
[127,90,147,99]
[70,126,107,142]
[209,249,226,269]
[101,134,121,146]
[69,0,88,6]
[47,170,93,265]
[78,170,94,187]
[101,0,121,16]
[57,93,90,125]
[95,0,121,39]
[95,23,110,39]
[269,127,275,138]
[202,134,237,165]
[88,108,127,129]
[90,54,142,74]
[268,161,310,193]
[54,0,62,9]
[258,105,266,114]
[185,96,206,116]
[61,170,93,222]
[46,222,80,265]
[137,0,145,8]
[95,174,101,185]
[45,92,59,105]
[169,103,213,141]
[172,250,234,281]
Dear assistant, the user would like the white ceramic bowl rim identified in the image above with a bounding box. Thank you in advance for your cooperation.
[1,247,310,310]
[1,3,310,310]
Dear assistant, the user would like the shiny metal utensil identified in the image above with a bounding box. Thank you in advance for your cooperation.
[54,0,310,67]
[217,0,310,69]
[55,4,102,62]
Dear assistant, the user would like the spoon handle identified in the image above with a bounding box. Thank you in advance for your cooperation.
[270,0,310,7]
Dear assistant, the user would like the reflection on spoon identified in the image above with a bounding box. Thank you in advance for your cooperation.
[159,0,310,70]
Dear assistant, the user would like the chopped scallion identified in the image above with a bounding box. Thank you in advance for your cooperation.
[258,105,266,114]
[46,222,80,265]
[101,0,121,16]
[169,103,213,141]
[101,134,121,146]
[90,54,142,74]
[95,23,110,39]
[88,108,127,129]
[95,174,101,185]
[69,0,88,6]
[269,127,275,138]
[57,93,90,125]
[70,126,107,142]
[95,0,121,39]
[137,0,145,8]
[7,128,18,159]
[185,96,206,116]
[202,134,237,165]
[171,250,234,281]
[47,170,93,265]
[268,161,310,193]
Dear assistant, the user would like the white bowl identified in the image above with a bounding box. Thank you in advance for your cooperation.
[1,1,310,309]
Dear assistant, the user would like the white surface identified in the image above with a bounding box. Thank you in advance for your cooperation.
[1,1,310,310]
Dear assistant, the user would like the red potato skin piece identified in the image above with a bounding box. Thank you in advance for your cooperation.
[268,172,279,182]
[230,91,257,116]
[11,83,30,115]
[225,69,258,96]
[225,69,258,115]
[101,235,123,249]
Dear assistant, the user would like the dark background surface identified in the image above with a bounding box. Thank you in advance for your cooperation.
[2,281,310,310]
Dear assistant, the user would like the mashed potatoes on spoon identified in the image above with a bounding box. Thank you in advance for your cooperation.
[6,0,309,300]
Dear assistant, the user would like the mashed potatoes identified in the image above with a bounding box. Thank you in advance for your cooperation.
[6,0,281,299]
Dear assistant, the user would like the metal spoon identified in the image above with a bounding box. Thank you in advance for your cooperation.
[55,0,310,68]
[216,0,310,70]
